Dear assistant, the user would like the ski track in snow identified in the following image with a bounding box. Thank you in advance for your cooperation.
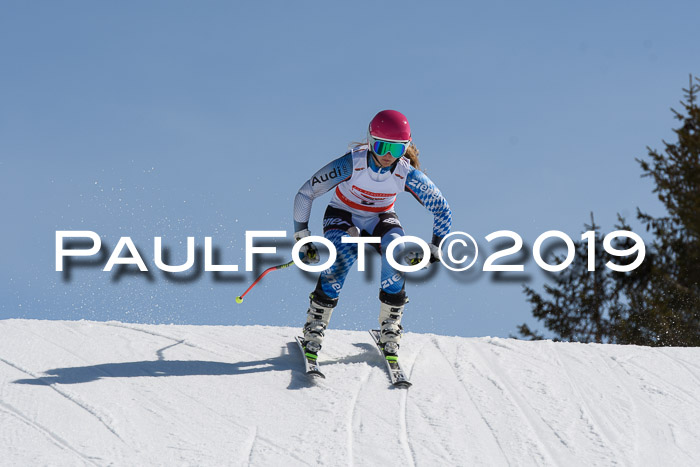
[646,351,700,405]
[0,356,124,444]
[245,426,258,466]
[548,343,617,463]
[1,320,699,466]
[412,339,476,465]
[605,350,698,464]
[346,365,371,467]
[434,338,511,466]
[594,348,643,464]
[398,385,416,467]
[469,340,559,465]
[0,399,99,465]
[398,339,427,467]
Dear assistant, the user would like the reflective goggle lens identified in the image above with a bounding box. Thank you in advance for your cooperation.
[372,139,408,158]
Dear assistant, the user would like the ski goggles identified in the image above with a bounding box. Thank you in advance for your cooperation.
[368,135,410,158]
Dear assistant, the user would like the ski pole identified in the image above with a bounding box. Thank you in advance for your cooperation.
[235,260,295,304]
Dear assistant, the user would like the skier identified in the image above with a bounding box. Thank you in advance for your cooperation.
[293,110,452,359]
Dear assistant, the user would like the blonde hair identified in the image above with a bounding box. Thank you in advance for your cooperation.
[350,141,421,171]
[404,142,420,170]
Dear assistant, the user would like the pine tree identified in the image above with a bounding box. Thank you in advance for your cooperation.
[518,215,622,343]
[519,76,700,346]
[616,75,700,346]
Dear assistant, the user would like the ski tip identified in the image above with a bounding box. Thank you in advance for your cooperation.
[307,371,326,379]
[394,381,412,388]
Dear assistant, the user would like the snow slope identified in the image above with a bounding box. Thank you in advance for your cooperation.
[0,319,699,466]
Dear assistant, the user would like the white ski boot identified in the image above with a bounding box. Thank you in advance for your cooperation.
[302,295,336,355]
[378,295,407,356]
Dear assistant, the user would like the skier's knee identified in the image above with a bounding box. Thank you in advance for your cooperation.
[382,231,406,259]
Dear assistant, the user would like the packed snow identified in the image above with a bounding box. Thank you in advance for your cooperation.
[1,319,699,466]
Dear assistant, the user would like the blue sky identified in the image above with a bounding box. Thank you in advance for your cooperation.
[2,1,699,338]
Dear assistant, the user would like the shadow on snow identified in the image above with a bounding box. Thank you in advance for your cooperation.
[12,342,381,391]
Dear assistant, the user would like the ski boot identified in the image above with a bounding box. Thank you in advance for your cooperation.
[378,290,408,357]
[302,293,337,359]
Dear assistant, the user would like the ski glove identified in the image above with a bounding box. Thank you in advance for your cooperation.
[294,229,320,265]
[404,243,440,268]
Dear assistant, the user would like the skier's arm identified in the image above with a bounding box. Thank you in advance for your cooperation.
[293,153,353,232]
[404,168,452,245]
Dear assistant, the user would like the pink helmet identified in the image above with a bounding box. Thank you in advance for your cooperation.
[368,110,411,142]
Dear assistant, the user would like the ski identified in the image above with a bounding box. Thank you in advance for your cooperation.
[369,330,412,388]
[294,336,325,379]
